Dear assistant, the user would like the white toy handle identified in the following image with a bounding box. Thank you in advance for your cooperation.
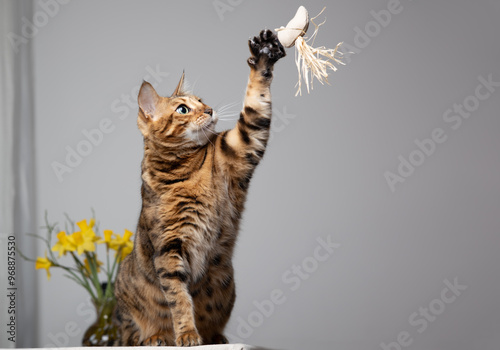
[275,6,345,96]
[275,6,309,48]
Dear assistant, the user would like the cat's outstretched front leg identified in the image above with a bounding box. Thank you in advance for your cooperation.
[220,29,285,176]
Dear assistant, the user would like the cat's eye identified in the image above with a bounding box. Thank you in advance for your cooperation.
[176,105,190,115]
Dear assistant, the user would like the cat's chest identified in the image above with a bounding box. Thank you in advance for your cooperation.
[161,170,236,215]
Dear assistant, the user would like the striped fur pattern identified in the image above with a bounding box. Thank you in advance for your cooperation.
[114,30,285,346]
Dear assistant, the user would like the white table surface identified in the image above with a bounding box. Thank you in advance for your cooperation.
[4,345,274,350]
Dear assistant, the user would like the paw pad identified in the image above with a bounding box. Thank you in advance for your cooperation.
[248,29,286,67]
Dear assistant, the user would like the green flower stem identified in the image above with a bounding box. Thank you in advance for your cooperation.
[105,247,113,298]
[109,249,121,283]
[85,252,103,300]
[16,248,37,263]
[69,252,98,301]
[40,213,60,262]
[45,257,97,301]
[70,252,86,271]
[50,261,80,274]
[43,211,57,246]
[26,233,50,247]
[63,270,97,301]
[26,233,58,262]
[63,212,75,233]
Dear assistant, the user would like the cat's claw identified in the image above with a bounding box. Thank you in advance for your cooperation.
[248,29,286,68]
[176,330,203,347]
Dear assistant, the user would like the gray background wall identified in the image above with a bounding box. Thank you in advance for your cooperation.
[30,0,499,349]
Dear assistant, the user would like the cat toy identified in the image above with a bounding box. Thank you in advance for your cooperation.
[275,6,345,96]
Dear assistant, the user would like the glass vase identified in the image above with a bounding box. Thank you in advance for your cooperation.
[82,296,120,346]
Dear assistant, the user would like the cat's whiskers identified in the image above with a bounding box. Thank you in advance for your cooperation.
[215,101,240,115]
[201,127,215,147]
[195,129,201,145]
[217,107,238,115]
[213,102,241,124]
[216,100,240,109]
[217,110,238,117]
[203,127,219,136]
[216,110,240,121]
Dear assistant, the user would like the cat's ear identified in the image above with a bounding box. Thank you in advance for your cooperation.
[171,71,185,96]
[138,81,160,120]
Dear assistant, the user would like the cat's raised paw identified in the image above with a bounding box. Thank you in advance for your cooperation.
[175,330,202,347]
[248,29,286,69]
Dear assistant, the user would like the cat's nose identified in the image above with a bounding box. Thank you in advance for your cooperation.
[204,108,213,116]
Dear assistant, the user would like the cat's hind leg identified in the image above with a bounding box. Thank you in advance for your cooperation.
[118,317,141,346]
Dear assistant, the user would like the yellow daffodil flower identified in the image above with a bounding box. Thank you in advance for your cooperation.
[97,229,113,247]
[110,229,134,261]
[117,243,133,261]
[109,229,133,249]
[35,252,53,280]
[77,219,99,242]
[71,231,96,255]
[51,231,76,257]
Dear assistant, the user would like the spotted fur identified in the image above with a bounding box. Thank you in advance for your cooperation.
[114,29,285,346]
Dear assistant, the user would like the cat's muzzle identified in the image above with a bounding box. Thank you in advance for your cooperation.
[195,114,216,129]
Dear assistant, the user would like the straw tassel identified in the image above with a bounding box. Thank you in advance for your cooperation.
[276,7,345,96]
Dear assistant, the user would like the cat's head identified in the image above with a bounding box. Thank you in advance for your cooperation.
[137,73,217,147]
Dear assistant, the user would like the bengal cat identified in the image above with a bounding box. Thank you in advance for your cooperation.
[114,29,285,346]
